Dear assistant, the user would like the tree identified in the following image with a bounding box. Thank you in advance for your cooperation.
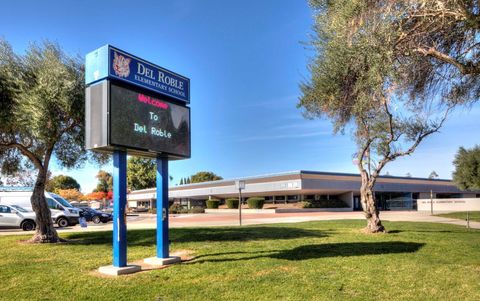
[46,175,80,192]
[95,170,113,193]
[0,40,108,243]
[428,171,439,179]
[190,171,222,183]
[300,1,478,232]
[0,169,36,187]
[453,145,480,190]
[57,189,83,201]
[405,173,412,178]
[84,191,108,201]
[180,178,184,185]
[127,157,156,190]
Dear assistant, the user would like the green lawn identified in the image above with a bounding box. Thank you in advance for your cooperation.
[435,211,480,222]
[0,221,479,301]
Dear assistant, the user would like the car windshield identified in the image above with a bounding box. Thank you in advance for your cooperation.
[10,205,28,213]
[50,194,74,208]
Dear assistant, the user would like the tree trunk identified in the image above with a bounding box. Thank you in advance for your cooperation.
[360,174,385,233]
[28,167,61,243]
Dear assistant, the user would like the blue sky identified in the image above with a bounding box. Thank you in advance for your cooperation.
[2,1,479,192]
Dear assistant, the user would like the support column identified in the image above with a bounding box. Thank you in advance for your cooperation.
[98,150,140,276]
[143,155,181,266]
[156,156,169,258]
[113,150,127,267]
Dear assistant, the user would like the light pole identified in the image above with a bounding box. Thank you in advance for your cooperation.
[235,180,245,226]
[430,189,434,215]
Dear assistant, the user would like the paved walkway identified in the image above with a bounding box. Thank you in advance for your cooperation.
[0,211,478,236]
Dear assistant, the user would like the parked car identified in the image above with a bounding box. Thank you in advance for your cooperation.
[0,190,81,227]
[80,208,112,224]
[0,204,37,231]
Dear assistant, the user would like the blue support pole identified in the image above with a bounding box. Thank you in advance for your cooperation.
[113,150,127,267]
[156,155,169,258]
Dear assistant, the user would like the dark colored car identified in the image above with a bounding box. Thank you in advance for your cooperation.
[79,208,112,224]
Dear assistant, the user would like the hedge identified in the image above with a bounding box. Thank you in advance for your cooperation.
[226,198,239,209]
[206,199,220,209]
[300,199,349,208]
[247,197,265,209]
[169,203,205,214]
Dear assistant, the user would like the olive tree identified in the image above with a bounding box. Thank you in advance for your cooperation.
[453,145,480,190]
[0,40,106,242]
[300,0,479,232]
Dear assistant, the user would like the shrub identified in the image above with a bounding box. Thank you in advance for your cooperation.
[300,199,348,208]
[169,203,183,214]
[170,204,205,214]
[189,207,205,214]
[206,199,220,209]
[247,197,265,209]
[300,201,313,208]
[226,198,239,209]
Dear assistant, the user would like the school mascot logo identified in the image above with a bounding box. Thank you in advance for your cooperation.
[113,52,131,78]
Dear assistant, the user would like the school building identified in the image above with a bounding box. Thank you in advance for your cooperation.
[127,170,479,211]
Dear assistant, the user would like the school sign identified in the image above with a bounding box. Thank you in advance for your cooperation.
[85,45,189,275]
[86,45,190,103]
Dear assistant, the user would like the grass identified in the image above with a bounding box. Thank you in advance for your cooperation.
[0,220,479,301]
[435,211,480,222]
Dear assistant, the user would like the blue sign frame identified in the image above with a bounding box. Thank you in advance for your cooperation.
[86,45,190,104]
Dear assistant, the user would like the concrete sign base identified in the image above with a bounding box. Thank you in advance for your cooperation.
[98,264,141,276]
[144,256,181,266]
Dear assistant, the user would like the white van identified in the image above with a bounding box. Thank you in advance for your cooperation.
[0,190,81,227]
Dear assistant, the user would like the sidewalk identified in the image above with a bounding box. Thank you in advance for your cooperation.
[0,210,477,236]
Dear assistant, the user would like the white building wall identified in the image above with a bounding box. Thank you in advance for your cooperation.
[417,198,480,212]
[338,191,353,209]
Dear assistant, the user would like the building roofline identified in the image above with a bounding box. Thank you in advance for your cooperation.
[299,170,453,182]
[135,170,453,194]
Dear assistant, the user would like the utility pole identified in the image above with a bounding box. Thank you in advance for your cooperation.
[235,180,245,226]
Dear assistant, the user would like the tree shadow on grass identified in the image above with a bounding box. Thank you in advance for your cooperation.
[66,226,326,247]
[189,241,425,264]
[271,241,425,260]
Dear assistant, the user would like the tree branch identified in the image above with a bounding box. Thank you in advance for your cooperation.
[0,142,43,170]
[370,105,453,183]
[415,47,480,75]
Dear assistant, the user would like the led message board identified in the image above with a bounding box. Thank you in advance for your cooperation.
[110,83,190,157]
[85,80,191,159]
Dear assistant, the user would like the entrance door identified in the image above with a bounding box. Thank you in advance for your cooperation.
[353,196,362,211]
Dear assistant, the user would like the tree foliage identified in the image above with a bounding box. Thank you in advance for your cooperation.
[300,0,479,232]
[95,170,113,193]
[0,39,107,242]
[46,175,80,192]
[84,191,112,201]
[428,171,439,179]
[57,188,83,201]
[190,171,223,183]
[453,145,480,190]
[127,157,156,190]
